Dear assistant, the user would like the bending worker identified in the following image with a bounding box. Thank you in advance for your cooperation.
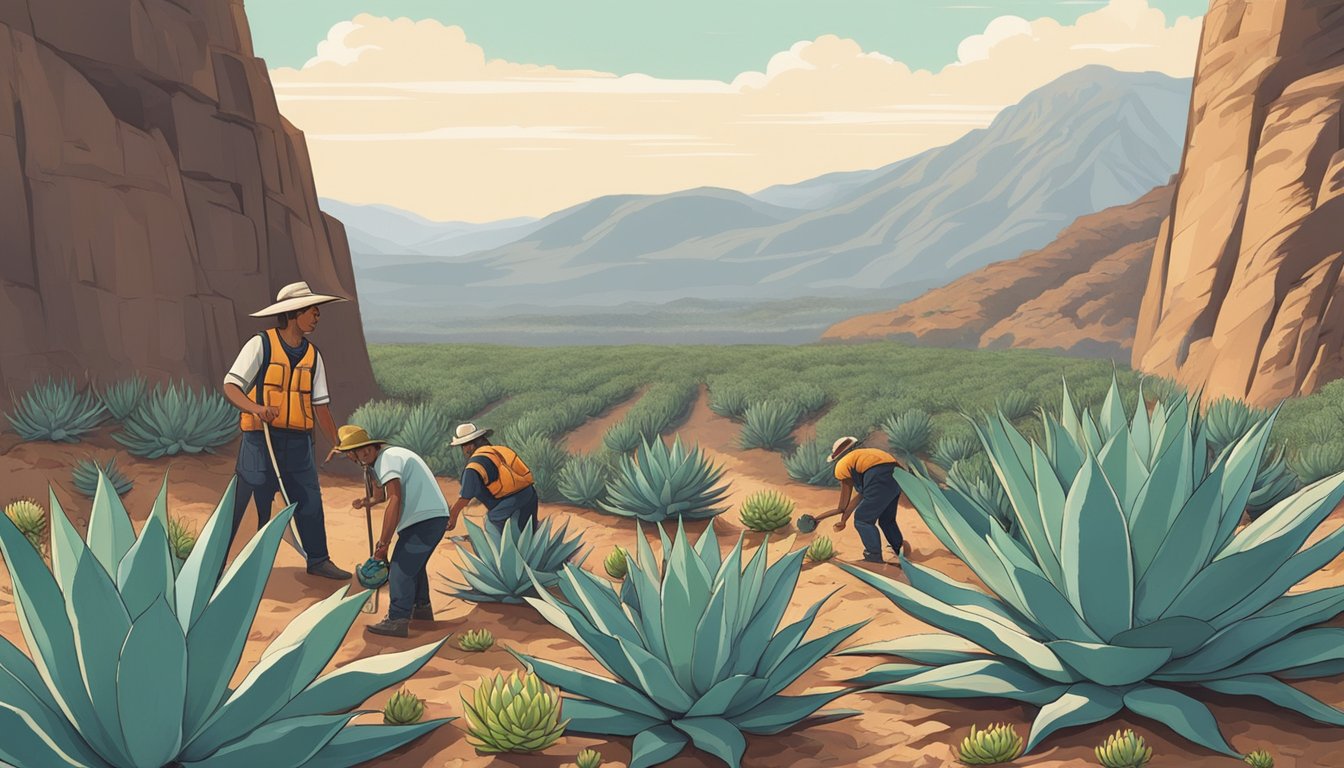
[813,436,910,565]
[221,281,351,580]
[447,422,539,533]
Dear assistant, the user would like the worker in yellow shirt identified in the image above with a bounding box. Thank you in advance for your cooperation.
[811,437,910,565]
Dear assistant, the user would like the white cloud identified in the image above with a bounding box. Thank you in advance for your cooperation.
[273,2,1201,221]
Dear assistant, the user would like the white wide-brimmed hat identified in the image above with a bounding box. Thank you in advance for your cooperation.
[827,436,860,463]
[449,422,494,447]
[250,281,348,317]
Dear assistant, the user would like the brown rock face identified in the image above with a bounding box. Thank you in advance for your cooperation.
[0,0,376,415]
[823,183,1174,359]
[1132,1,1344,406]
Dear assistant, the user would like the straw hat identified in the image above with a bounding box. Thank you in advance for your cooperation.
[250,281,348,317]
[333,425,386,453]
[827,436,860,463]
[449,422,494,446]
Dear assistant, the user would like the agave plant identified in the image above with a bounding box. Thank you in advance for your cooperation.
[463,671,567,754]
[838,377,1344,757]
[100,376,149,421]
[945,455,1013,533]
[114,382,237,458]
[884,410,935,459]
[1096,730,1152,768]
[956,723,1024,765]
[738,490,794,532]
[442,517,587,603]
[739,401,801,452]
[785,439,840,487]
[806,536,835,563]
[383,688,426,725]
[458,629,495,653]
[996,391,1036,422]
[1288,442,1344,485]
[604,545,630,579]
[1246,448,1299,518]
[4,497,46,554]
[559,452,612,509]
[602,436,731,522]
[513,432,571,502]
[514,522,864,768]
[6,376,106,442]
[603,419,644,454]
[350,399,411,443]
[0,472,450,768]
[781,383,828,416]
[931,433,981,469]
[1204,396,1267,457]
[709,386,752,421]
[1243,749,1274,767]
[167,515,197,562]
[72,456,134,498]
[576,747,604,768]
[392,404,452,460]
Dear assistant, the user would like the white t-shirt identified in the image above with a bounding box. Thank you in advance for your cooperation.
[223,334,330,405]
[373,447,450,533]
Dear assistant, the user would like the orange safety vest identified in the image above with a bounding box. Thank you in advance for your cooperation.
[466,446,534,498]
[239,329,318,432]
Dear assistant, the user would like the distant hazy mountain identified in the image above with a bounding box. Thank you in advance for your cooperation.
[351,65,1191,322]
[319,198,539,259]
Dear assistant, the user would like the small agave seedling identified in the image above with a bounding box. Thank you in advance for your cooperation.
[463,671,567,754]
[576,747,604,768]
[603,545,630,579]
[806,535,835,563]
[458,629,495,652]
[956,723,1024,765]
[383,688,427,725]
[1243,750,1274,768]
[4,497,47,554]
[167,515,197,561]
[738,490,795,532]
[72,456,133,497]
[1095,730,1151,768]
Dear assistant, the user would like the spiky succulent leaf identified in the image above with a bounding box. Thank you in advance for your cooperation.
[560,452,612,509]
[1204,397,1266,457]
[513,521,862,768]
[167,516,197,562]
[739,401,801,453]
[0,473,450,767]
[72,456,134,498]
[513,432,571,502]
[601,437,731,522]
[840,376,1344,758]
[4,498,47,553]
[442,517,587,603]
[576,747,604,768]
[738,491,794,532]
[1244,749,1274,768]
[458,629,495,652]
[100,376,149,421]
[785,440,840,488]
[932,434,981,470]
[884,410,935,459]
[5,377,106,443]
[383,688,426,725]
[114,382,237,458]
[463,671,567,754]
[709,386,752,421]
[956,723,1024,764]
[392,404,452,460]
[805,536,835,563]
[349,400,411,444]
[1095,729,1152,768]
[1247,448,1299,517]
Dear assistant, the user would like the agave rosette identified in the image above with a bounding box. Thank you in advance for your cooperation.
[738,401,801,452]
[839,378,1344,757]
[0,471,449,767]
[601,436,731,522]
[7,377,106,443]
[114,382,237,458]
[514,522,864,768]
[443,517,587,603]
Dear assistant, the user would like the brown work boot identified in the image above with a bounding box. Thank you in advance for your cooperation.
[366,616,410,638]
[412,603,434,622]
[307,559,352,580]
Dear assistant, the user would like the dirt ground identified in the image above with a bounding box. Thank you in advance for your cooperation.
[3,393,1343,767]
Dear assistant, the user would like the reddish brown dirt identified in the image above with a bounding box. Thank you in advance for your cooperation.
[3,400,1344,768]
[565,389,645,455]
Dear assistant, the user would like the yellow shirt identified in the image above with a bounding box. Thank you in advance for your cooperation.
[834,448,899,482]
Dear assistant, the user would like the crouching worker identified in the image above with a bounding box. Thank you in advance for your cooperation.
[447,422,539,533]
[814,437,911,565]
[335,425,454,638]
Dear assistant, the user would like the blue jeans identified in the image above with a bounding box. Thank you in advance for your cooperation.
[854,464,903,560]
[389,516,448,620]
[229,429,330,566]
[485,485,539,534]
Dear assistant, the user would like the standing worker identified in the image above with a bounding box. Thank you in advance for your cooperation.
[446,422,539,533]
[221,281,351,581]
[811,437,911,565]
[335,425,453,638]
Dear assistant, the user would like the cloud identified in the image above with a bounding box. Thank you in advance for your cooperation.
[272,2,1200,222]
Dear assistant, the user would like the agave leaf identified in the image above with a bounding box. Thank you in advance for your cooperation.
[276,640,447,720]
[1206,417,1275,556]
[0,700,112,768]
[615,636,696,713]
[1098,378,1127,438]
[1109,616,1215,658]
[691,583,735,695]
[869,659,1068,706]
[1059,457,1133,640]
[527,590,646,684]
[983,527,1097,643]
[684,675,754,719]
[630,724,690,768]
[846,662,927,686]
[1194,627,1344,680]
[512,651,667,720]
[1133,459,1227,622]
[554,697,665,737]
[760,621,867,701]
[1127,433,1193,575]
[1220,470,1344,559]
[976,419,1059,580]
[0,638,111,768]
[1046,641,1170,687]
[296,720,452,768]
[1024,683,1123,753]
[183,507,297,738]
[86,470,138,576]
[116,596,187,767]
[1096,427,1148,512]
[176,479,242,632]
[757,591,835,676]
[116,478,177,619]
[184,713,357,768]
[838,633,995,664]
[1122,685,1236,756]
[1213,523,1344,629]
[1201,674,1344,725]
[1031,444,1068,573]
[672,716,747,768]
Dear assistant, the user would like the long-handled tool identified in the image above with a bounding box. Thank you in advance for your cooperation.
[262,422,308,559]
[360,466,381,614]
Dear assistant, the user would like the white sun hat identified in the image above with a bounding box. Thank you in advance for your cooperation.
[250,281,348,317]
[449,422,495,447]
[827,436,860,463]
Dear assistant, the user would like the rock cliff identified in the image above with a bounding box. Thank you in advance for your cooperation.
[0,0,376,414]
[823,183,1173,359]
[1132,0,1344,406]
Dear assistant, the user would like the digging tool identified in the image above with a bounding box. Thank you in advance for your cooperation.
[262,421,308,559]
[360,466,381,614]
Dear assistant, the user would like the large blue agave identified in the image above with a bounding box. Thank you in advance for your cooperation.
[0,472,450,767]
[840,378,1344,758]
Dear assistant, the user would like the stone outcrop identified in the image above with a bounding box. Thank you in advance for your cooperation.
[1132,0,1344,406]
[0,0,376,414]
[823,183,1173,359]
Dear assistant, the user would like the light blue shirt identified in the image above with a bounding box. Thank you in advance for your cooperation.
[374,447,449,533]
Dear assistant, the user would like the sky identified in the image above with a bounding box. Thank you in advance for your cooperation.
[251,0,1209,222]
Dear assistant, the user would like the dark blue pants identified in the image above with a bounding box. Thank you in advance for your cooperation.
[485,485,539,534]
[389,516,448,620]
[854,465,903,559]
[229,429,330,567]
